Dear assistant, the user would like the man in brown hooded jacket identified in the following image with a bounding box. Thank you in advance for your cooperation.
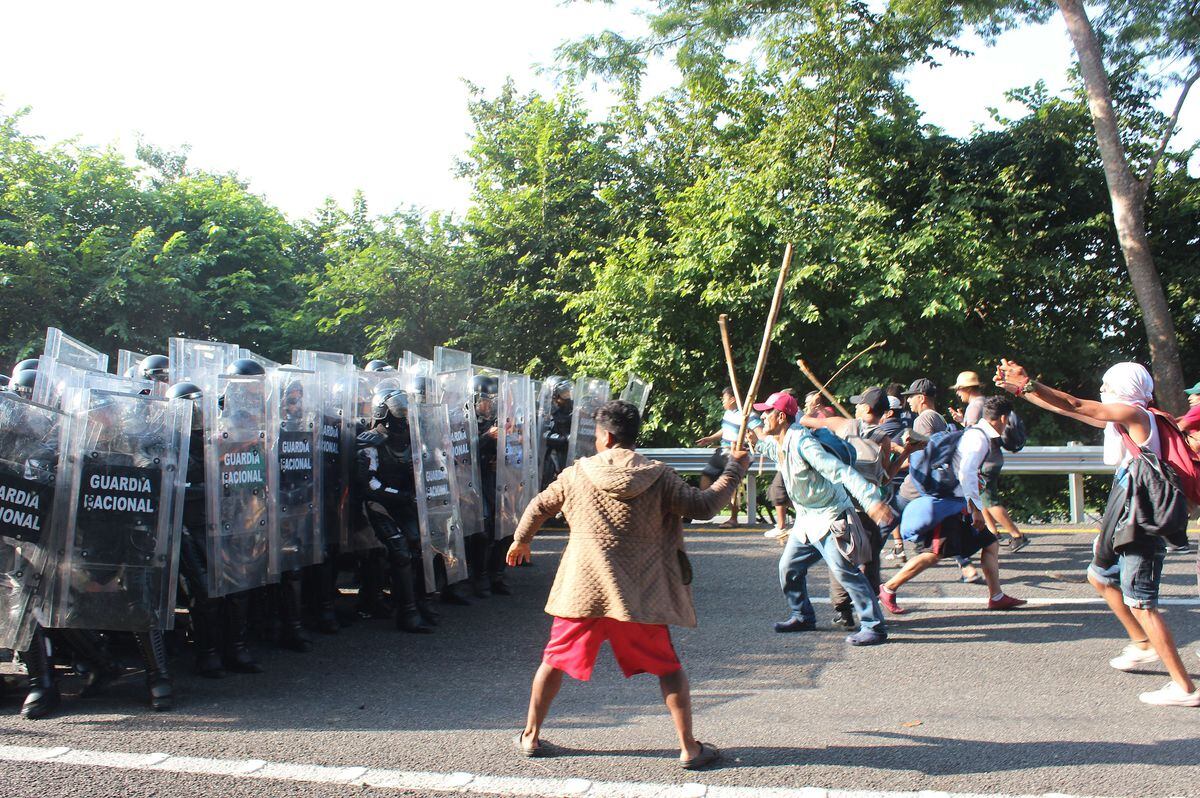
[507,399,748,769]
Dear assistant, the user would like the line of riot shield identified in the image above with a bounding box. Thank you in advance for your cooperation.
[0,393,68,650]
[619,374,653,416]
[436,369,484,540]
[43,328,108,372]
[495,373,537,542]
[267,368,323,578]
[408,402,468,589]
[169,338,239,388]
[33,359,154,412]
[432,346,471,373]
[44,387,190,632]
[565,377,611,467]
[537,376,573,489]
[293,352,356,550]
[205,373,272,597]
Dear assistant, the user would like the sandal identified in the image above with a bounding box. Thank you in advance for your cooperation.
[718,519,740,529]
[681,741,721,770]
[960,572,985,585]
[513,732,551,758]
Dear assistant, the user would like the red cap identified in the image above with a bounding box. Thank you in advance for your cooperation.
[752,392,799,417]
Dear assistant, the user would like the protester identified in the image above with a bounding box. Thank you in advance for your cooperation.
[696,387,760,528]
[995,360,1199,707]
[507,400,749,767]
[766,389,803,540]
[948,371,986,427]
[883,379,949,566]
[1177,380,1200,454]
[804,390,837,420]
[878,395,1027,614]
[748,392,895,646]
[886,383,915,429]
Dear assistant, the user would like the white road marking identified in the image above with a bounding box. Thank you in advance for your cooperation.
[808,596,1200,606]
[0,742,1101,798]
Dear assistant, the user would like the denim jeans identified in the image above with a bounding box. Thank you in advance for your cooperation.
[779,520,885,633]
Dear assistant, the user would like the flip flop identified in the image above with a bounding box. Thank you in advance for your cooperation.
[513,733,550,758]
[681,741,721,770]
[718,520,740,529]
[959,572,985,584]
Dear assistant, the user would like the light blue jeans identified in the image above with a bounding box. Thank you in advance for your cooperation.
[779,521,885,633]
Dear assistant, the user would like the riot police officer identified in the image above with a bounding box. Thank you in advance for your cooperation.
[541,378,573,489]
[472,374,510,596]
[356,389,435,633]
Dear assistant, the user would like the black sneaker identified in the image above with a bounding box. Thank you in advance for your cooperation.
[1008,536,1030,553]
[773,618,817,633]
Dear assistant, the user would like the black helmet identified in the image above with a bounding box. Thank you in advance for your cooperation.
[365,359,393,372]
[167,381,203,401]
[372,388,409,421]
[226,358,266,376]
[14,358,39,373]
[552,378,573,399]
[140,354,170,381]
[472,374,498,397]
[12,369,37,397]
[412,375,434,396]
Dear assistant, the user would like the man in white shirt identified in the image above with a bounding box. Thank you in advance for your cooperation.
[878,396,1027,614]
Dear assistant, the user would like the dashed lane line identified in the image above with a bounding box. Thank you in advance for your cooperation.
[0,742,1109,798]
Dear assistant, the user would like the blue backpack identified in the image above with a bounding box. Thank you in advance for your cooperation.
[908,428,975,498]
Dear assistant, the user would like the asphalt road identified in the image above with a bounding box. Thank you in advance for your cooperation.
[1,528,1198,797]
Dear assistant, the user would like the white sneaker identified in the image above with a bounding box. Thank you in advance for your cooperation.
[764,529,782,538]
[1138,681,1200,707]
[1110,644,1160,671]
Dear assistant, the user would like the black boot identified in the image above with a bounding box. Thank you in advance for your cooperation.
[19,629,60,720]
[223,595,263,673]
[59,630,119,698]
[440,580,471,606]
[415,596,440,627]
[356,552,392,619]
[391,560,434,634]
[135,631,173,712]
[191,599,226,678]
[465,534,491,598]
[315,560,340,634]
[276,574,312,652]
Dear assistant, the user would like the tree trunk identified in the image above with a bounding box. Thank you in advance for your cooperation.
[1056,0,1186,413]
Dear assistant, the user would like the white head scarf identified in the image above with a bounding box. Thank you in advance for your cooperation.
[1100,362,1154,465]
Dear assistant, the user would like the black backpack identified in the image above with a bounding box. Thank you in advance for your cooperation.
[1001,411,1026,453]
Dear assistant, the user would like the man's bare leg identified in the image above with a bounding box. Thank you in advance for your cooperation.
[521,662,564,749]
[659,668,701,760]
[884,551,939,591]
[988,505,1026,542]
[979,543,1002,596]
[1132,607,1195,692]
[1088,572,1149,646]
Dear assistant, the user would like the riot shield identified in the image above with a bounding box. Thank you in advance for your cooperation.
[408,403,468,588]
[205,374,271,597]
[495,373,537,541]
[432,346,471,373]
[537,377,573,489]
[620,374,653,416]
[117,349,149,378]
[33,359,153,412]
[344,369,403,552]
[293,352,355,549]
[43,328,107,372]
[267,369,323,577]
[437,369,484,539]
[566,377,611,467]
[0,394,67,650]
[169,338,239,387]
[239,350,280,370]
[45,387,190,631]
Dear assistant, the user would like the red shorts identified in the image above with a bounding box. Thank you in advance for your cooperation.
[542,617,682,682]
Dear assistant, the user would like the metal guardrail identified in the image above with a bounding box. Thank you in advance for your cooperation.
[641,444,1111,524]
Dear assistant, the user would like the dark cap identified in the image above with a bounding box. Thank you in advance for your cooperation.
[850,386,889,417]
[901,378,937,398]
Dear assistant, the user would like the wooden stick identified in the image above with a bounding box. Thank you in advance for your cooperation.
[796,358,853,419]
[735,244,794,451]
[825,339,886,390]
[717,314,743,411]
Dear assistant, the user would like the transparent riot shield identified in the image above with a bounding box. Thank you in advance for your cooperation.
[294,352,355,550]
[537,377,573,489]
[432,346,471,373]
[117,349,149,378]
[45,388,190,631]
[620,374,653,416]
[267,369,323,577]
[566,377,611,467]
[43,328,107,372]
[33,359,154,412]
[239,349,280,371]
[408,403,468,588]
[205,374,271,597]
[495,373,537,541]
[0,394,68,650]
[343,369,402,553]
[437,369,484,539]
[169,338,239,387]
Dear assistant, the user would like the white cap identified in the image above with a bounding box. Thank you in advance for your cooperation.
[887,395,902,410]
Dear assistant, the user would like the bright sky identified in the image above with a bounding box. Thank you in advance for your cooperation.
[1,1,1195,220]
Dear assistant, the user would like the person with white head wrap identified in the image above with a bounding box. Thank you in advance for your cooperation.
[994,359,1197,708]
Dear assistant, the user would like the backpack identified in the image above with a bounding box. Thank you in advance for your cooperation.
[809,425,887,487]
[1113,430,1190,548]
[1001,410,1027,453]
[908,427,985,499]
[810,427,856,468]
[1132,409,1200,507]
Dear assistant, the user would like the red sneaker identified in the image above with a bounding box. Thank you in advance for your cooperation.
[878,587,907,615]
[987,594,1027,611]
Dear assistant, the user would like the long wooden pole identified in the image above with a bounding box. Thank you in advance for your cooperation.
[734,244,794,451]
[824,339,886,390]
[717,314,743,411]
[796,358,853,419]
